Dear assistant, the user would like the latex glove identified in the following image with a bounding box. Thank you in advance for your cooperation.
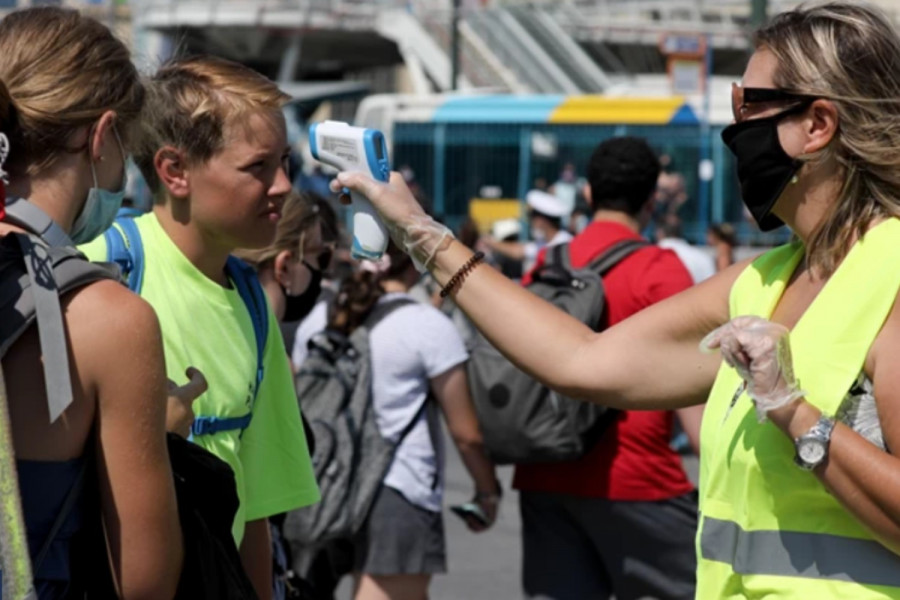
[331,171,453,269]
[166,367,208,437]
[701,316,805,422]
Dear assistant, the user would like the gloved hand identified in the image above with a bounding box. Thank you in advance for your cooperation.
[331,171,454,270]
[701,316,806,422]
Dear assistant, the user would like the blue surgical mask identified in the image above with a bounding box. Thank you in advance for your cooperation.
[70,126,128,244]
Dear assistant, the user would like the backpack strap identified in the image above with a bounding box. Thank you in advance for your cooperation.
[3,198,74,248]
[103,217,144,293]
[99,217,268,439]
[398,397,430,445]
[0,236,119,420]
[14,234,73,422]
[546,243,570,271]
[367,297,441,489]
[588,239,650,276]
[190,257,269,438]
[363,297,417,331]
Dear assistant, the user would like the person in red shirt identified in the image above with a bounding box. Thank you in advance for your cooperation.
[513,137,702,600]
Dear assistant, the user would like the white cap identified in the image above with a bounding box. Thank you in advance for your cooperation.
[491,218,521,241]
[526,189,569,218]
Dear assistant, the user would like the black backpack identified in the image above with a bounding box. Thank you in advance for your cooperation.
[0,200,258,599]
[466,239,647,464]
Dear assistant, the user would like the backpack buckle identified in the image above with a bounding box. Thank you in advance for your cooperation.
[191,416,220,436]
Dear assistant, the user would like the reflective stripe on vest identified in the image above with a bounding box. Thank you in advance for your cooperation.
[701,516,900,588]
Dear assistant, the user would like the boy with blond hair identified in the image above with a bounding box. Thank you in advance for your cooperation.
[81,55,319,597]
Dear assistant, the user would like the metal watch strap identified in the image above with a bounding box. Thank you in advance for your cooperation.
[794,415,835,469]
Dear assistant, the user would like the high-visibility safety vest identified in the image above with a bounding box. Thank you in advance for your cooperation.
[698,218,900,599]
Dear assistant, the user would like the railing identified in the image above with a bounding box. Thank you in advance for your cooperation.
[509,7,608,93]
[418,11,512,90]
[135,0,409,29]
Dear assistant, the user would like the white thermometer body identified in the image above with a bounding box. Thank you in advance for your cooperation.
[309,120,391,260]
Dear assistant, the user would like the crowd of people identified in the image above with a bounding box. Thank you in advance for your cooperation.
[3,2,900,600]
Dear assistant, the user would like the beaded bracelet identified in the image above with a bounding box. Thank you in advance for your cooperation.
[440,251,485,298]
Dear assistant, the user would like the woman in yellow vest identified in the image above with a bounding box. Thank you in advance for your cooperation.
[332,3,900,598]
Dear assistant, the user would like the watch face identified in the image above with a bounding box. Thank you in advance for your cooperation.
[799,439,826,465]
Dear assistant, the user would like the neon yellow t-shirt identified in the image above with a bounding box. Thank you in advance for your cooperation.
[81,212,320,543]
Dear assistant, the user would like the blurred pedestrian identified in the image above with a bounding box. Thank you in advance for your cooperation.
[511,137,700,600]
[484,190,572,273]
[707,223,737,271]
[658,215,716,284]
[293,244,500,600]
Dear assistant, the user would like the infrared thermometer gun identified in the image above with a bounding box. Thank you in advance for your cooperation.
[309,120,391,260]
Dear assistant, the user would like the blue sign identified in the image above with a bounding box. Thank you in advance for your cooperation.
[661,35,705,56]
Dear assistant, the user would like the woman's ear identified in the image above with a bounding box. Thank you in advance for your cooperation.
[273,249,293,287]
[90,110,118,162]
[802,99,839,155]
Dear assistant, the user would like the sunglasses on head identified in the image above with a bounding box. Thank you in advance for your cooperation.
[731,83,818,123]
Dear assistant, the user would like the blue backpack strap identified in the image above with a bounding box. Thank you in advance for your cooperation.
[190,256,268,438]
[103,216,144,293]
[115,206,145,220]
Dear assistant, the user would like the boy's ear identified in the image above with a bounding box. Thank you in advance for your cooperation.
[155,146,189,199]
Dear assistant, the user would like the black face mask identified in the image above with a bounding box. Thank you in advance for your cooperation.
[721,102,810,232]
[282,261,323,323]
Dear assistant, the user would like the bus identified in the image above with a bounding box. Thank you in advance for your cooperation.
[354,92,787,245]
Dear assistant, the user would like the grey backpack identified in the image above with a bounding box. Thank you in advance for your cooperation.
[467,239,647,464]
[283,298,428,546]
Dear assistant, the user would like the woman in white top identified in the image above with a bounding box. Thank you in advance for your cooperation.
[293,244,500,600]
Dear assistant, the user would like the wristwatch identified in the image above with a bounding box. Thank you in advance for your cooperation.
[794,415,836,470]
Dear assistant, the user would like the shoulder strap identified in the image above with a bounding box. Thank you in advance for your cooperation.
[360,297,423,442]
[588,239,650,276]
[182,258,269,439]
[363,297,417,332]
[103,217,144,293]
[226,256,269,407]
[544,243,571,271]
[1,235,119,423]
[398,398,429,444]
[3,198,74,248]
[14,234,73,423]
[189,257,269,439]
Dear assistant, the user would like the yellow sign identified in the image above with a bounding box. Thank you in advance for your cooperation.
[468,198,522,233]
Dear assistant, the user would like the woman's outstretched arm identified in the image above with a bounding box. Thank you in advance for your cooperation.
[338,172,743,410]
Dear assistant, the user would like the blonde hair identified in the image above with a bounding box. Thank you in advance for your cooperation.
[0,7,143,178]
[135,55,290,195]
[756,2,900,275]
[236,192,337,269]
